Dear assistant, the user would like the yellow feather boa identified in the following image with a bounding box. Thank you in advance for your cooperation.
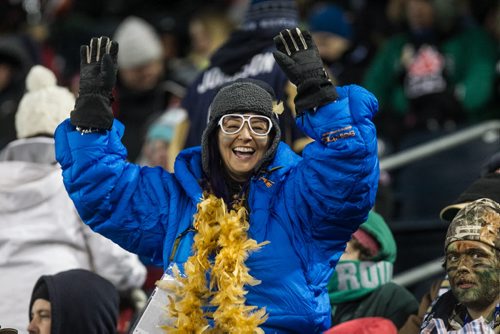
[164,194,269,333]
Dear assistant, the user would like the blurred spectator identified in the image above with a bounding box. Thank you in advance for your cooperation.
[153,12,199,87]
[181,0,307,152]
[0,66,146,333]
[187,6,235,71]
[154,14,186,63]
[137,108,188,171]
[363,0,497,151]
[304,0,410,94]
[27,269,119,334]
[307,3,365,85]
[419,198,499,333]
[328,211,418,329]
[112,16,167,162]
[0,35,34,150]
[325,317,398,334]
[136,59,196,172]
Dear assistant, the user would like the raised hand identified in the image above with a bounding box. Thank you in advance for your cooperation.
[71,36,119,131]
[273,28,337,114]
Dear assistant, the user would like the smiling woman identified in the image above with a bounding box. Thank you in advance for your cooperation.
[202,79,281,199]
[54,28,380,333]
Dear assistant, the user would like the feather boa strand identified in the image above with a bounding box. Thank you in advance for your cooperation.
[164,194,269,333]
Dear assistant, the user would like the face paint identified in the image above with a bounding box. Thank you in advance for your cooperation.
[446,240,500,309]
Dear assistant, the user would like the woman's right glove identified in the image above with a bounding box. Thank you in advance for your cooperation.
[273,28,338,115]
[70,36,118,131]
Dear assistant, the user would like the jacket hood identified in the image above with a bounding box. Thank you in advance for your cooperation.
[29,269,119,334]
[0,138,62,212]
[0,161,63,212]
[359,211,397,263]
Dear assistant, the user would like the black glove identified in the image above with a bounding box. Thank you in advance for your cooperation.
[70,36,119,131]
[273,28,337,114]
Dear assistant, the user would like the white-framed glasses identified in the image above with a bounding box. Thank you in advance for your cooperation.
[218,114,273,136]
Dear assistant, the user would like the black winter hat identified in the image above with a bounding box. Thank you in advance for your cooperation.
[29,269,119,334]
[30,281,50,307]
[241,0,298,33]
[201,78,281,177]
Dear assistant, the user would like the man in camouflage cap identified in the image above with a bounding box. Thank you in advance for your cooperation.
[420,198,500,333]
[444,198,500,251]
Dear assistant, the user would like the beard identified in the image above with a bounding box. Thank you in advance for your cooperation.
[451,268,500,309]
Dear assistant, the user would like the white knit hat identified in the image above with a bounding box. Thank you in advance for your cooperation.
[114,16,163,69]
[15,65,75,139]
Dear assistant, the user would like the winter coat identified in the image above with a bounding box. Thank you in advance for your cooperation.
[0,137,146,333]
[29,269,119,334]
[54,85,380,333]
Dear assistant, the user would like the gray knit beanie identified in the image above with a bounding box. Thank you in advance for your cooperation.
[201,78,281,177]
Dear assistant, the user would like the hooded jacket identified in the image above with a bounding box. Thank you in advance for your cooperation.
[327,211,418,328]
[0,137,146,333]
[29,269,119,334]
[54,84,379,333]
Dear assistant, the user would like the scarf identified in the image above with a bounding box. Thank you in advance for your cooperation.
[328,260,393,305]
[165,194,269,333]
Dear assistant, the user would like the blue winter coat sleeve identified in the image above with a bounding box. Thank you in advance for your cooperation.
[54,119,174,264]
[285,84,379,245]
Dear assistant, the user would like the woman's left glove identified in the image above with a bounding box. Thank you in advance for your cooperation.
[70,36,119,131]
[273,28,337,114]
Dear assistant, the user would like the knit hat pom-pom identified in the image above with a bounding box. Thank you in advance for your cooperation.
[26,65,57,92]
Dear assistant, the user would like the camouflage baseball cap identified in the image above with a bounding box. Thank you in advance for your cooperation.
[444,198,500,251]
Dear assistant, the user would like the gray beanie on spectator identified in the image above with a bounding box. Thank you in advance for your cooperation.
[201,78,281,177]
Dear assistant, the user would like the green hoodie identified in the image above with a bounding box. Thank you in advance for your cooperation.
[327,211,418,328]
[328,211,396,303]
[359,210,397,263]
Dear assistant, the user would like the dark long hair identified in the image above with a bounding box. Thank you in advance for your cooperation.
[204,128,255,207]
[206,132,228,200]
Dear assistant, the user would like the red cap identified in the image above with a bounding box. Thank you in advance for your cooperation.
[352,228,380,257]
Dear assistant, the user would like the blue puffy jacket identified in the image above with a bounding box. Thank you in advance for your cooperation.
[55,85,379,333]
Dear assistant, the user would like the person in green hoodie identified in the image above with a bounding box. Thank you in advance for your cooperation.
[327,210,419,329]
[363,0,497,152]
